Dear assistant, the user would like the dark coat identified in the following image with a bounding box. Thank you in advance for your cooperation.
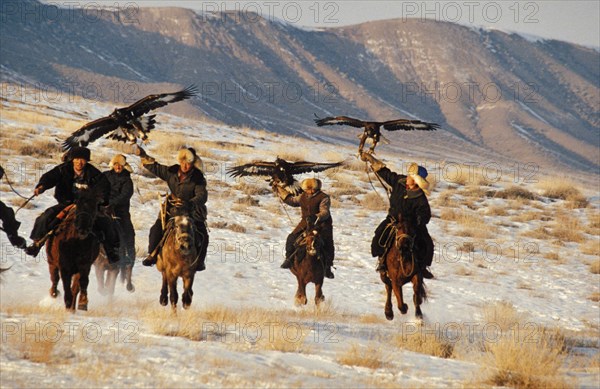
[284,191,333,237]
[104,169,134,217]
[37,162,110,206]
[376,167,431,227]
[143,162,207,220]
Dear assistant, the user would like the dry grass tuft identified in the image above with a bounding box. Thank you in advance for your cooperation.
[589,260,600,274]
[537,180,588,208]
[360,191,387,210]
[580,240,600,257]
[394,328,454,358]
[482,301,524,331]
[495,186,537,200]
[337,343,388,369]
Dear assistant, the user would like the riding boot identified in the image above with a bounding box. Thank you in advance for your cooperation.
[25,240,43,257]
[195,256,206,272]
[375,256,387,272]
[142,253,157,267]
[280,257,293,269]
[7,234,26,249]
[325,266,334,279]
[422,267,434,279]
[104,245,121,265]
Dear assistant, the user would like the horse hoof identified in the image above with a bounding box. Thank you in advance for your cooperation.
[183,303,191,310]
[50,288,59,298]
[127,284,135,293]
[385,311,394,321]
[400,304,408,314]
[78,304,88,311]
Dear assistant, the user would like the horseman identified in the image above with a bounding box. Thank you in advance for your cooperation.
[0,165,27,249]
[24,147,121,263]
[136,146,208,272]
[103,154,136,268]
[274,178,335,279]
[360,151,434,279]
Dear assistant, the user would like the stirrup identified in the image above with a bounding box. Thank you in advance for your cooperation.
[325,268,334,279]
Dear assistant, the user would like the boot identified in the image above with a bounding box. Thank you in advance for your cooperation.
[142,253,157,267]
[422,267,434,279]
[24,240,43,257]
[7,234,26,249]
[105,246,121,264]
[375,256,387,272]
[196,257,206,272]
[325,266,334,279]
[280,257,293,269]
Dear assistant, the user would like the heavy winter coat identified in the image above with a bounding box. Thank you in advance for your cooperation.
[37,162,110,206]
[104,169,134,217]
[143,162,207,220]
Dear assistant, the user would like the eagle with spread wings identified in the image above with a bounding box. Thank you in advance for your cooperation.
[62,85,198,150]
[314,115,440,153]
[227,158,343,195]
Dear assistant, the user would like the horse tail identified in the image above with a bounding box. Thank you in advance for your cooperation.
[419,279,427,302]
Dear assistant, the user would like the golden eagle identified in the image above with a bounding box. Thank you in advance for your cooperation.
[314,115,440,153]
[62,85,198,150]
[227,158,343,195]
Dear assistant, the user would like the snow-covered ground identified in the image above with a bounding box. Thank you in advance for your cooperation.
[1,89,598,388]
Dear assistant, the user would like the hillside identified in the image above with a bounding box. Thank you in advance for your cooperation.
[0,0,598,176]
[0,86,599,387]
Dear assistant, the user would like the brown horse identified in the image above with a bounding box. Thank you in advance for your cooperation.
[47,191,101,311]
[94,245,135,298]
[156,215,202,311]
[380,213,427,319]
[290,229,326,306]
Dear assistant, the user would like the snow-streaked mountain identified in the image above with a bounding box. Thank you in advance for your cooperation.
[1,0,598,175]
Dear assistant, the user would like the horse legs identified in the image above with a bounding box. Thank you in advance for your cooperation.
[105,267,118,299]
[412,275,424,319]
[61,272,74,311]
[159,272,168,306]
[182,275,195,309]
[380,273,394,320]
[168,277,179,312]
[123,264,135,292]
[49,261,60,298]
[71,273,81,311]
[392,279,408,315]
[314,282,325,306]
[295,278,308,306]
[77,271,90,311]
[94,264,107,296]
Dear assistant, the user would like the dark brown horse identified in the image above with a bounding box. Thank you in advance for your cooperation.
[380,213,427,319]
[290,229,326,306]
[47,191,101,310]
[156,215,201,311]
[94,245,135,298]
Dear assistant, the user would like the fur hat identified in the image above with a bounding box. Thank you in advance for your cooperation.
[177,147,203,170]
[70,147,91,161]
[301,178,322,191]
[407,163,430,196]
[109,154,133,172]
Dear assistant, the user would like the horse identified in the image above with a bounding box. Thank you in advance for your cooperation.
[93,245,135,298]
[156,214,203,311]
[47,190,102,311]
[380,213,427,319]
[290,229,326,306]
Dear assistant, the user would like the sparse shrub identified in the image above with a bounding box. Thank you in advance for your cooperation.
[227,223,247,233]
[337,343,388,369]
[580,240,600,256]
[393,328,453,358]
[360,191,386,210]
[538,180,588,208]
[235,195,260,206]
[495,186,537,200]
[589,260,600,274]
[588,293,600,302]
[19,140,61,159]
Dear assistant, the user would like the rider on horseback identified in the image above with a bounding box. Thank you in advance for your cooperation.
[360,151,434,279]
[0,165,27,249]
[275,178,335,279]
[103,154,136,268]
[24,147,121,263]
[137,146,208,272]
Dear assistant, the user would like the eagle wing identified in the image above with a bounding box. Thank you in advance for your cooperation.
[62,116,119,150]
[125,84,198,117]
[314,115,368,129]
[289,161,344,175]
[382,119,440,132]
[226,161,278,178]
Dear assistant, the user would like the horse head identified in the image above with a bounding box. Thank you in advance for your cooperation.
[305,230,320,257]
[394,213,416,261]
[173,215,195,256]
[74,190,101,239]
